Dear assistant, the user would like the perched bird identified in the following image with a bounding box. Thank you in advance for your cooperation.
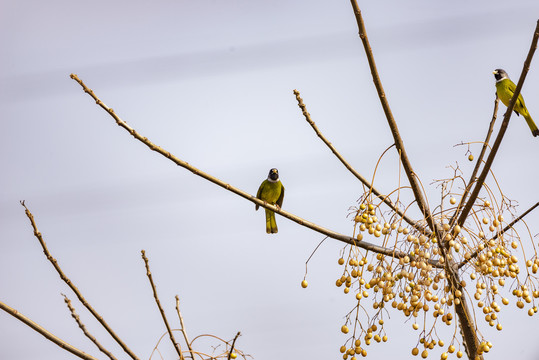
[493,68,539,137]
[256,168,285,234]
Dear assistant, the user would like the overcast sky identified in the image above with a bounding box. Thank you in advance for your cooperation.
[2,1,539,359]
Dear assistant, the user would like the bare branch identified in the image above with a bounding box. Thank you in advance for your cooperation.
[69,74,443,268]
[141,250,184,360]
[0,300,99,360]
[293,89,429,236]
[63,294,118,360]
[449,97,499,234]
[227,332,241,360]
[175,295,195,360]
[20,201,140,360]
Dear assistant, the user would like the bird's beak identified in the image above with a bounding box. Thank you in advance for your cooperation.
[492,70,497,75]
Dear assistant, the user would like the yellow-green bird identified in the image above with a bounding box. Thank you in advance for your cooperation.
[256,168,285,234]
[493,68,539,137]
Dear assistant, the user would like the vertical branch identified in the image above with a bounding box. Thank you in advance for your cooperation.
[176,295,195,360]
[20,201,140,360]
[141,250,184,360]
[349,0,436,234]
[0,300,99,360]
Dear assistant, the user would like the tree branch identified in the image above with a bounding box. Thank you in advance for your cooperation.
[63,294,118,360]
[227,332,241,360]
[349,0,436,235]
[448,97,499,235]
[0,300,99,360]
[293,89,430,236]
[20,201,140,360]
[141,250,184,360]
[176,295,195,360]
[69,74,443,268]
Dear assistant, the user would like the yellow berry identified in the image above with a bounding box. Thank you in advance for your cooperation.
[412,348,419,356]
[301,280,308,288]
[421,350,428,358]
[450,197,457,205]
[468,154,474,161]
[338,258,345,265]
[341,325,349,334]
[230,353,237,359]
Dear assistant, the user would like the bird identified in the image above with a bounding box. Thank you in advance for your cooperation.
[493,68,539,137]
[256,168,285,234]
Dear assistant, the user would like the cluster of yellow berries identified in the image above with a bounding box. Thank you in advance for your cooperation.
[353,203,393,240]
[339,320,387,358]
[300,189,539,359]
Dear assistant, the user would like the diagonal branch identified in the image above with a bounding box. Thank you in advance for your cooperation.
[448,97,499,235]
[63,294,118,360]
[0,300,99,360]
[350,0,436,234]
[293,89,429,236]
[227,332,241,360]
[20,201,140,360]
[141,250,184,360]
[456,20,539,229]
[70,74,443,268]
[175,295,195,360]
[458,201,539,269]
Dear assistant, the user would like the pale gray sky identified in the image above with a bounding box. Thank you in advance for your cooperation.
[2,1,539,359]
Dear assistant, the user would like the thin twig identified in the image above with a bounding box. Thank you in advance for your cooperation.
[20,201,140,360]
[456,21,539,229]
[141,250,184,360]
[176,295,195,360]
[293,89,428,236]
[0,300,99,360]
[227,332,241,360]
[448,97,499,236]
[458,201,539,269]
[63,294,118,360]
[69,74,443,268]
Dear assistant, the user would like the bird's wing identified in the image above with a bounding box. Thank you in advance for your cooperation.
[277,184,285,208]
[255,180,265,210]
[507,80,525,116]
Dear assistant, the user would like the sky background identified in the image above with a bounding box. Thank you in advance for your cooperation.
[2,0,539,359]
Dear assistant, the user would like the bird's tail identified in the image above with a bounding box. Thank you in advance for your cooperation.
[524,114,539,137]
[265,209,278,234]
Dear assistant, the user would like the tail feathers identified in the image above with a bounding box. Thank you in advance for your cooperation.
[265,209,278,234]
[524,114,539,137]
